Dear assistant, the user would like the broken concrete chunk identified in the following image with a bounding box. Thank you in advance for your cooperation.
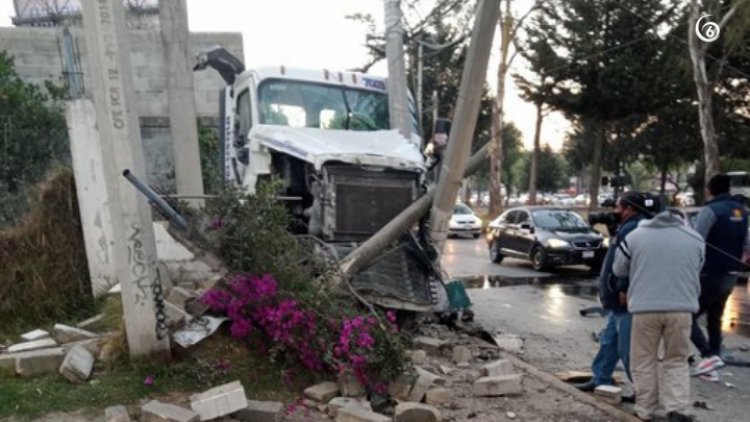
[21,329,50,341]
[304,381,340,403]
[63,338,103,358]
[452,346,472,364]
[77,314,104,330]
[8,338,59,353]
[425,388,451,406]
[59,344,95,383]
[167,286,197,307]
[594,385,622,405]
[164,301,191,326]
[413,337,448,356]
[408,349,427,365]
[142,400,199,422]
[53,324,97,344]
[232,399,283,422]
[190,380,247,421]
[481,359,513,377]
[472,374,524,397]
[338,371,365,397]
[327,397,372,418]
[14,347,65,376]
[389,372,414,400]
[105,405,132,422]
[336,406,390,422]
[0,354,16,373]
[394,402,441,422]
[407,368,443,403]
[492,334,523,353]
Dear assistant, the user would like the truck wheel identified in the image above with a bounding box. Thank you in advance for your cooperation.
[531,246,549,271]
[490,241,504,263]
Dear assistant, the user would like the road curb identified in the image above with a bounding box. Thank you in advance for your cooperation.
[499,351,643,422]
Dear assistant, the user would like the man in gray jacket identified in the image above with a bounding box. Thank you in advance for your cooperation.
[613,211,704,422]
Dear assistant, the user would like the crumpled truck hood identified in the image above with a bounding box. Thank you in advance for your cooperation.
[251,125,425,171]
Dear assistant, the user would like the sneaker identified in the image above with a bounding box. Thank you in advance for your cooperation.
[698,370,719,382]
[667,411,696,422]
[690,355,724,376]
[572,379,597,392]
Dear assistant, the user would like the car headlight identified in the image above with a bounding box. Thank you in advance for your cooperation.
[547,238,571,249]
[474,217,482,226]
[603,237,610,248]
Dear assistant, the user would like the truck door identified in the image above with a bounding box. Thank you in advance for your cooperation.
[223,75,256,187]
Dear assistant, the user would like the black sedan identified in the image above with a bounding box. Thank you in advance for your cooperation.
[486,206,607,271]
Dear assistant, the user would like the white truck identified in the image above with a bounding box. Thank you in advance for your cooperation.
[195,47,440,311]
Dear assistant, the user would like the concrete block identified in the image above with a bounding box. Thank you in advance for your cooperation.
[327,397,372,418]
[481,359,514,377]
[142,400,199,422]
[406,368,442,403]
[338,371,365,397]
[15,348,66,376]
[76,314,104,330]
[408,350,427,365]
[105,405,132,422]
[63,338,103,358]
[21,329,50,341]
[232,399,283,422]
[8,338,59,353]
[53,324,98,344]
[493,334,523,353]
[59,345,95,383]
[167,286,197,306]
[0,354,16,373]
[472,374,524,397]
[394,402,441,422]
[594,385,622,405]
[413,337,448,356]
[164,301,191,326]
[336,406,390,422]
[189,380,247,421]
[304,381,340,403]
[425,388,451,406]
[389,372,414,400]
[452,346,472,364]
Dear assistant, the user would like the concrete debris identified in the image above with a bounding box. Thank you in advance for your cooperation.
[14,347,66,376]
[76,314,105,330]
[338,371,366,397]
[492,334,524,353]
[304,381,340,403]
[21,329,50,341]
[481,359,514,377]
[164,300,192,326]
[142,400,199,422]
[425,388,451,406]
[59,344,95,383]
[327,397,372,418]
[233,399,284,422]
[108,284,122,294]
[407,367,443,402]
[7,337,59,353]
[52,323,98,344]
[472,374,524,397]
[739,344,749,352]
[506,411,517,419]
[389,372,414,400]
[408,349,427,365]
[456,362,470,369]
[335,406,390,422]
[173,316,227,348]
[413,337,448,356]
[167,286,197,307]
[63,338,103,358]
[394,402,441,422]
[190,380,248,421]
[0,354,15,373]
[105,405,132,422]
[594,385,622,405]
[452,346,472,364]
[438,365,454,375]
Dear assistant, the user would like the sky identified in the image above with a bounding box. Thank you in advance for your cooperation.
[0,0,570,151]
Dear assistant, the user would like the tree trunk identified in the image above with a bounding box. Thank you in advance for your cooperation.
[384,0,411,140]
[528,102,543,205]
[464,179,472,205]
[660,165,668,195]
[588,121,605,212]
[688,0,721,181]
[489,0,513,215]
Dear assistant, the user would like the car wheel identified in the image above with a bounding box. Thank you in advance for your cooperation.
[489,241,503,263]
[473,233,480,239]
[531,246,549,271]
[588,258,603,273]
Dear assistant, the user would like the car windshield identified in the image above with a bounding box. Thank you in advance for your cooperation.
[453,204,473,215]
[531,210,588,229]
[258,79,390,131]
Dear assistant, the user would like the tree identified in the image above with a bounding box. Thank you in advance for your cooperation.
[0,52,69,226]
[514,145,570,193]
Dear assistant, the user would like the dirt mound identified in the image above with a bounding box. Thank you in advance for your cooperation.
[0,168,93,328]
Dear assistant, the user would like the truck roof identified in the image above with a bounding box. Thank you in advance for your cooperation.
[250,66,389,94]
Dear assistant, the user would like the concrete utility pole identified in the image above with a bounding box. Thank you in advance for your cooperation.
[384,0,411,139]
[81,0,170,358]
[429,0,500,253]
[159,0,204,207]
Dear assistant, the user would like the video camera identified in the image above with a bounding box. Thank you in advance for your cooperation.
[588,192,665,233]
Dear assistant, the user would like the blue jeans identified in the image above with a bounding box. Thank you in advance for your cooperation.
[592,311,632,385]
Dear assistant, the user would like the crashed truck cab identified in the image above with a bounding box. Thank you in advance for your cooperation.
[196,47,442,312]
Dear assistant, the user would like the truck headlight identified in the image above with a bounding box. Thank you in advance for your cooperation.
[548,238,571,249]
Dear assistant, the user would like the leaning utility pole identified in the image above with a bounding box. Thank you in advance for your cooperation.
[384,0,411,139]
[81,0,170,358]
[159,0,205,208]
[429,0,500,253]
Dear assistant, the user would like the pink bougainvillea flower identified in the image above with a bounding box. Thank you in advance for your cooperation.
[143,374,155,387]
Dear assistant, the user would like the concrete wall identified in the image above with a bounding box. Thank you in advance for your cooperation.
[0,27,242,189]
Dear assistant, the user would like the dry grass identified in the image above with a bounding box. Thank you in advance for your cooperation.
[0,168,94,333]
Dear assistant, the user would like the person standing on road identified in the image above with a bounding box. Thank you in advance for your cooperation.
[690,174,750,380]
[613,211,704,422]
[574,192,646,393]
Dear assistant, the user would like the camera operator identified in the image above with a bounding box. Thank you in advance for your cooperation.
[574,192,648,394]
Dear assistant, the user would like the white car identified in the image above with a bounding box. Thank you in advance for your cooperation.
[551,194,575,207]
[448,203,482,238]
[574,194,590,206]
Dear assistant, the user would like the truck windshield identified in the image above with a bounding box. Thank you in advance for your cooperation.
[258,79,390,131]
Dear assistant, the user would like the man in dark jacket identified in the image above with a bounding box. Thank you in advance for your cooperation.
[575,192,646,392]
[690,174,750,380]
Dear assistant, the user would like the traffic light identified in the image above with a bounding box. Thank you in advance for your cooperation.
[601,175,632,187]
